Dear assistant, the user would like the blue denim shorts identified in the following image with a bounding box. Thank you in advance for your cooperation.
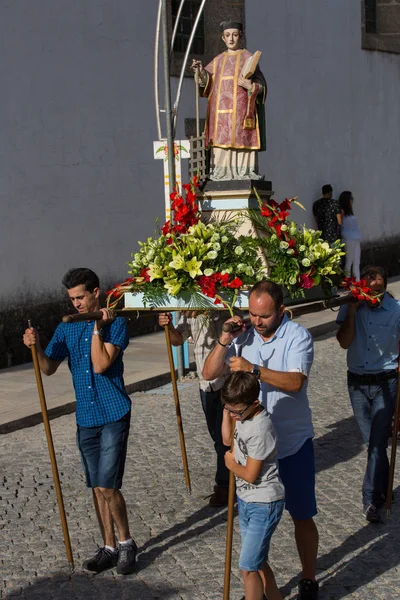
[76,411,131,489]
[278,437,317,520]
[237,497,284,572]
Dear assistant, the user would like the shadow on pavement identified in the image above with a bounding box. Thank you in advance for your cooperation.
[12,572,182,600]
[137,504,230,570]
[314,416,364,475]
[280,485,400,599]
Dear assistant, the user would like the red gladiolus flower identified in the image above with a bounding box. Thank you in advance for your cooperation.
[299,274,314,289]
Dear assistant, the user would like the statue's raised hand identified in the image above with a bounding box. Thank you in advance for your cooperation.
[191,59,204,74]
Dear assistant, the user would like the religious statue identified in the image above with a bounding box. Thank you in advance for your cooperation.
[191,20,266,182]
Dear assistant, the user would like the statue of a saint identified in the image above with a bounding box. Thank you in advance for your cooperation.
[191,21,266,182]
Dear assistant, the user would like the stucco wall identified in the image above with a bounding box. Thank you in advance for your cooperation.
[1,0,400,309]
[247,0,400,240]
[0,1,168,303]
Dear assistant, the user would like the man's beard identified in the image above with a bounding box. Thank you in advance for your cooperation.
[253,313,283,338]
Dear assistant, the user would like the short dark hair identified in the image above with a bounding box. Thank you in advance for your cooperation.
[339,191,354,216]
[322,184,333,195]
[221,372,260,407]
[62,268,100,292]
[249,279,283,309]
[361,265,387,289]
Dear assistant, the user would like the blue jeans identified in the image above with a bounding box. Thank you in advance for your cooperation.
[199,388,230,488]
[238,497,284,571]
[347,373,397,509]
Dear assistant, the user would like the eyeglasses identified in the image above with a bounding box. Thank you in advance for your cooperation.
[222,403,250,417]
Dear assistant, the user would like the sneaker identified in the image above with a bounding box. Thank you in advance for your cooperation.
[297,578,319,600]
[117,539,138,575]
[82,547,118,573]
[209,485,229,507]
[363,504,383,523]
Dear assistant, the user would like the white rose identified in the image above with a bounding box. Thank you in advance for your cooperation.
[245,266,254,276]
[287,249,295,255]
[221,236,228,244]
[213,243,221,251]
[234,246,244,255]
[290,226,297,235]
[207,250,218,259]
[211,234,220,242]
[203,268,214,277]
[280,224,288,232]
[280,241,289,249]
[221,268,232,275]
[299,245,306,252]
[302,258,311,267]
[289,276,297,285]
[308,254,315,262]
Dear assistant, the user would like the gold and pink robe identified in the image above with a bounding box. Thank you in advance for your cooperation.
[202,49,266,152]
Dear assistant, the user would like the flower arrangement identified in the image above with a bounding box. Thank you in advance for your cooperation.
[248,194,345,298]
[107,178,264,313]
[107,179,346,311]
[342,277,383,305]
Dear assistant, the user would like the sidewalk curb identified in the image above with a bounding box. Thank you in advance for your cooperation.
[0,361,196,435]
[0,321,337,435]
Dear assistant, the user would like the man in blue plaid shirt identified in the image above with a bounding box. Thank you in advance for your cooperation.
[23,268,136,575]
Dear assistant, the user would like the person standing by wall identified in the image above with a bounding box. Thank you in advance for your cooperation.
[312,184,342,245]
[339,191,362,281]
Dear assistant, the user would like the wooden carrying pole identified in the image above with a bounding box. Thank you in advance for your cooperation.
[223,419,236,600]
[164,325,192,493]
[28,320,74,568]
[386,370,400,516]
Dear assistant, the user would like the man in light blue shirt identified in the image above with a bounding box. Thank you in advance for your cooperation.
[337,266,400,523]
[203,280,319,600]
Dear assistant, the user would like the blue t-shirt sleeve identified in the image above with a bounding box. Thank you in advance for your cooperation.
[103,317,129,351]
[286,328,314,376]
[45,324,69,362]
[336,304,348,324]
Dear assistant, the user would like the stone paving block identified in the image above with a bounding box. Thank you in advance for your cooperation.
[1,333,400,599]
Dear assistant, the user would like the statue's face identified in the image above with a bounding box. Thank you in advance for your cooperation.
[222,28,241,51]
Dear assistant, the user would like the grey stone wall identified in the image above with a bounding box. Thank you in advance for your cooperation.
[362,0,400,53]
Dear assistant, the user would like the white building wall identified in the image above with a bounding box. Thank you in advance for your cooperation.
[0,1,186,303]
[1,0,399,305]
[247,0,400,239]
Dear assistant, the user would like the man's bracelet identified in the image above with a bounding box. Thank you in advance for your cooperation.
[217,339,229,348]
[93,330,103,337]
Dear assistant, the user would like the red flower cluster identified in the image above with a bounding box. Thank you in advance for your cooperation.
[299,273,314,289]
[342,277,379,303]
[161,176,200,239]
[198,272,243,302]
[261,198,295,242]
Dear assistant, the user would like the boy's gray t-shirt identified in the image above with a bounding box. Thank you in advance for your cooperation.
[234,409,284,503]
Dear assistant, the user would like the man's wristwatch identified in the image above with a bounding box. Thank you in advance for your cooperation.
[93,329,103,337]
[251,365,261,379]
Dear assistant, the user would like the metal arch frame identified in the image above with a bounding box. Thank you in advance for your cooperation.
[172,0,207,135]
[154,0,207,139]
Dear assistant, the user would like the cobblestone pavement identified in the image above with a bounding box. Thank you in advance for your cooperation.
[1,333,400,599]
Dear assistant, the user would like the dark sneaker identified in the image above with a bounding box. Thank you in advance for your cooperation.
[209,485,229,507]
[297,578,319,600]
[117,540,138,575]
[363,504,383,523]
[82,547,118,573]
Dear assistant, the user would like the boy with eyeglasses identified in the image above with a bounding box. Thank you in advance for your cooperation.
[221,371,284,600]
